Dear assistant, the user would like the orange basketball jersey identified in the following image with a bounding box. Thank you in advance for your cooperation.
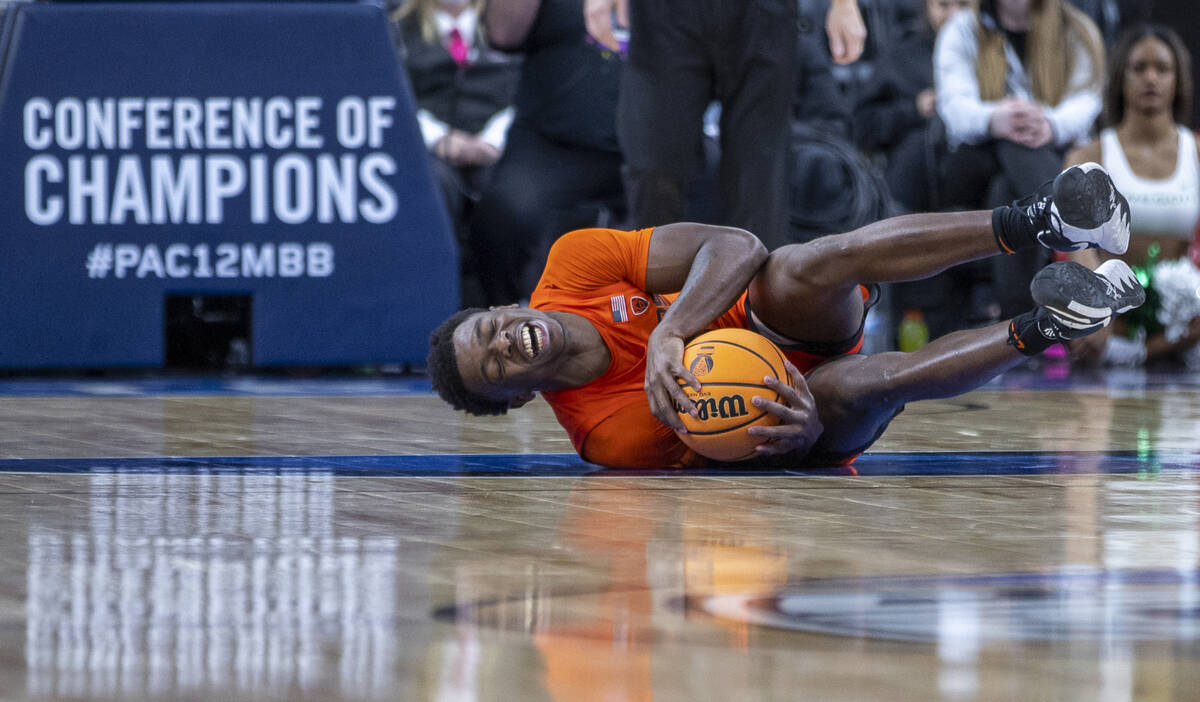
[531,227,861,470]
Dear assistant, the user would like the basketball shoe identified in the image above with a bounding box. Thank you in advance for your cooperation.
[1009,259,1145,354]
[1032,259,1145,337]
[1013,162,1132,255]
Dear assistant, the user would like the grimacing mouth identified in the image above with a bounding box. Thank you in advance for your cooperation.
[519,321,546,360]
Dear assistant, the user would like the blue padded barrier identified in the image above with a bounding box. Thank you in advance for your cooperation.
[0,2,457,368]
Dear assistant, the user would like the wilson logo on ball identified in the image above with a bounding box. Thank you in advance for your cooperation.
[694,394,749,421]
[675,328,788,462]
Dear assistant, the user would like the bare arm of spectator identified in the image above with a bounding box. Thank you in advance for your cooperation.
[485,0,543,50]
[826,0,866,65]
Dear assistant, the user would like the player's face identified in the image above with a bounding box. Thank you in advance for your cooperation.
[453,307,567,401]
[1124,37,1176,117]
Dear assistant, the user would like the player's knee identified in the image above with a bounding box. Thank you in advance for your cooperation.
[768,237,852,289]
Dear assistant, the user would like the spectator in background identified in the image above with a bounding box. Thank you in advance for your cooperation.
[585,0,866,250]
[855,0,983,343]
[787,1,885,245]
[468,0,626,306]
[793,0,856,139]
[855,0,973,214]
[1066,25,1200,367]
[1065,0,1127,46]
[934,0,1105,319]
[395,0,520,306]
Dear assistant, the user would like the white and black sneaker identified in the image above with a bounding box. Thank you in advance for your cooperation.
[1033,258,1145,335]
[1009,259,1145,354]
[1016,163,1132,255]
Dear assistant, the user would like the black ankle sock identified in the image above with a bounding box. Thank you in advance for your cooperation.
[992,206,1041,254]
[1007,309,1056,356]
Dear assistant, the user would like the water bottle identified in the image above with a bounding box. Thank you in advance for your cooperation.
[861,306,888,353]
[897,309,929,352]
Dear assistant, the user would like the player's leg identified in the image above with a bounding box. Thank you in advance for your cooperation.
[802,258,1145,458]
[748,163,1133,345]
[749,210,1001,343]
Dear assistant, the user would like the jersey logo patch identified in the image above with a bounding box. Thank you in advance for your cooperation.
[631,296,650,316]
[610,295,628,322]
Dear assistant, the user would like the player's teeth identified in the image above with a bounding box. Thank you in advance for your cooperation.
[522,326,534,357]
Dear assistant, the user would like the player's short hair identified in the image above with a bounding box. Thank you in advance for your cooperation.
[427,307,510,416]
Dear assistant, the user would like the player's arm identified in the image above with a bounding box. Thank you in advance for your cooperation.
[743,361,824,458]
[642,223,768,431]
[704,362,826,467]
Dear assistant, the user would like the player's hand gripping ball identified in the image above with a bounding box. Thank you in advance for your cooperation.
[674,328,793,461]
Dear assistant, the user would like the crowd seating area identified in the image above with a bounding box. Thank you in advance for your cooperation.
[0,0,1195,369]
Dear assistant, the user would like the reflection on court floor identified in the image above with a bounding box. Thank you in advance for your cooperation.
[25,474,401,700]
[697,568,1200,642]
[2,367,1200,701]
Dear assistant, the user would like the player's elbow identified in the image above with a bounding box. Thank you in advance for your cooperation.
[723,227,768,269]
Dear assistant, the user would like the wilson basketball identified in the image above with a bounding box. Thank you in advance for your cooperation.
[674,328,792,462]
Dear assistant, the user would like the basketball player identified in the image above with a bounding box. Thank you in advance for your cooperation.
[427,164,1144,469]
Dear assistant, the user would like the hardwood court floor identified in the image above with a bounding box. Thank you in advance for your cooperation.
[1,364,1198,701]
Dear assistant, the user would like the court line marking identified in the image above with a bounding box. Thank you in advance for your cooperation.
[0,451,1194,477]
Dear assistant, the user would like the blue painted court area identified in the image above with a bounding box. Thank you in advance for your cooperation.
[1,365,1198,398]
[0,450,1195,477]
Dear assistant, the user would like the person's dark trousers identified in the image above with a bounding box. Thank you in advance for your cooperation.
[618,0,797,249]
[885,128,939,214]
[939,139,1063,319]
[428,156,496,308]
[469,124,625,306]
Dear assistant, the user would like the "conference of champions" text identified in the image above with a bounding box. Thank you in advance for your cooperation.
[22,95,399,226]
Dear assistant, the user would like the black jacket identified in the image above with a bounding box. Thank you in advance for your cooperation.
[852,21,935,152]
[399,16,521,136]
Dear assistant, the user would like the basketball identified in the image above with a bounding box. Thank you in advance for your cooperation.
[674,328,792,462]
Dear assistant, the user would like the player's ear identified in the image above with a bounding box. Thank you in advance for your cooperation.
[508,392,536,409]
